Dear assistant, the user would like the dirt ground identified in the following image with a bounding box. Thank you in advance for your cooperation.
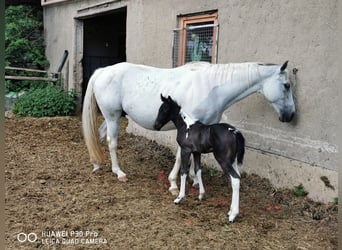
[5,115,338,249]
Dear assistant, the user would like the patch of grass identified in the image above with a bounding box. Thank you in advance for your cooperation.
[208,169,217,177]
[293,184,308,197]
[223,225,232,234]
[333,197,338,205]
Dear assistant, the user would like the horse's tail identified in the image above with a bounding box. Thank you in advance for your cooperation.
[82,69,106,165]
[235,130,245,165]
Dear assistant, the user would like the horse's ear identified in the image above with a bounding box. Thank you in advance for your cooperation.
[161,94,167,102]
[280,60,289,72]
[167,96,173,102]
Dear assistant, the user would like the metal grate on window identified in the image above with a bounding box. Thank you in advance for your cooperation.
[172,23,219,67]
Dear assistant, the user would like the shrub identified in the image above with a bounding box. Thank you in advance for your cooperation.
[5,79,49,93]
[5,5,49,69]
[13,85,76,117]
[5,5,50,93]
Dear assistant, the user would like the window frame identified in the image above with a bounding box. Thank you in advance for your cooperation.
[176,11,218,66]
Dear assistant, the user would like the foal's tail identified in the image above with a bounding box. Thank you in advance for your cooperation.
[82,69,105,165]
[235,131,245,165]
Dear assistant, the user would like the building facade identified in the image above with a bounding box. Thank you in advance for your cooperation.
[42,0,338,202]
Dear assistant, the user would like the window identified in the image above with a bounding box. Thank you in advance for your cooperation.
[173,11,218,67]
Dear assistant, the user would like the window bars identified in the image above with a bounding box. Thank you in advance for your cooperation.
[172,23,219,67]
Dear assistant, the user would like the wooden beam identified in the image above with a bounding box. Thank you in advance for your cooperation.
[5,66,48,74]
[41,0,69,7]
[5,75,58,82]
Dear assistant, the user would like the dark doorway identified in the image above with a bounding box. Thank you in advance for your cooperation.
[82,7,126,101]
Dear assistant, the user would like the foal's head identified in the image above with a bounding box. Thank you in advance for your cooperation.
[154,95,180,131]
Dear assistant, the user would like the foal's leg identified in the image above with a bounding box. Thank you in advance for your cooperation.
[189,156,200,188]
[174,150,191,204]
[105,111,127,181]
[168,146,181,195]
[193,152,205,200]
[214,154,241,222]
[169,149,199,195]
[227,158,241,222]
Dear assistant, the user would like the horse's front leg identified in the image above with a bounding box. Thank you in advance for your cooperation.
[106,115,127,182]
[168,146,181,195]
[174,150,190,204]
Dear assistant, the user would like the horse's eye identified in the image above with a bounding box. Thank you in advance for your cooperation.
[284,83,290,90]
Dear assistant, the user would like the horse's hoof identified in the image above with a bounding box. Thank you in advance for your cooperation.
[118,175,128,182]
[227,218,234,223]
[227,212,238,223]
[92,166,100,172]
[174,197,182,204]
[92,163,101,172]
[198,193,205,201]
[169,188,179,196]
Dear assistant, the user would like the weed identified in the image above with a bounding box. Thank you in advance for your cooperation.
[208,169,217,177]
[293,184,308,197]
[333,197,338,205]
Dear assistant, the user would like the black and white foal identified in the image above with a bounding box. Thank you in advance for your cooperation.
[154,95,245,222]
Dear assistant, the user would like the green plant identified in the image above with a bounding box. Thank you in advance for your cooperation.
[6,79,49,93]
[12,85,76,117]
[5,5,50,93]
[293,184,308,197]
[5,5,49,69]
[333,197,338,205]
[208,169,217,177]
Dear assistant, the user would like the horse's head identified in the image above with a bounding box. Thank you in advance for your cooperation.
[154,94,181,130]
[259,61,296,122]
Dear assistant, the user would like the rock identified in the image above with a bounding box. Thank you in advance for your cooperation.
[5,110,15,119]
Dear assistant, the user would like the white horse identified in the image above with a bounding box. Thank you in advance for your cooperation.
[82,61,295,193]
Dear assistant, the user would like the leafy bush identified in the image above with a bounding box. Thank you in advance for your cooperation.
[13,85,76,117]
[5,5,49,69]
[5,5,50,93]
[5,79,49,93]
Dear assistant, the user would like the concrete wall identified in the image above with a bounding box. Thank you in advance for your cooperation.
[43,0,129,104]
[43,0,338,202]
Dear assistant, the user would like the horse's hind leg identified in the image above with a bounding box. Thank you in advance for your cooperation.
[227,158,240,222]
[215,154,240,222]
[105,111,127,182]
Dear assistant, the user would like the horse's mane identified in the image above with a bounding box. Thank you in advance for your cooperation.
[202,62,262,86]
[257,63,277,66]
[181,61,280,87]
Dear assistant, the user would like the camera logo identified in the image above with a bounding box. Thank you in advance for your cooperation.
[17,232,38,243]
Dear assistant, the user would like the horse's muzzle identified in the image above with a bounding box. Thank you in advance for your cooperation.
[279,112,295,122]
